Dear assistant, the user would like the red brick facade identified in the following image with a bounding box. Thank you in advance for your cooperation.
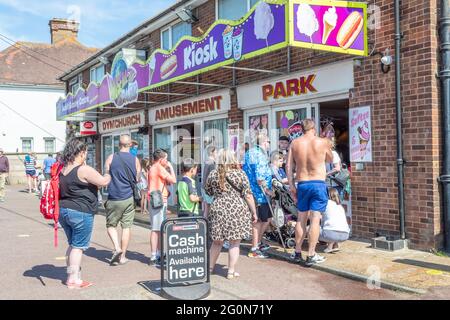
[68,0,443,250]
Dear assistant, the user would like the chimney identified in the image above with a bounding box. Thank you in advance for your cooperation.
[49,18,79,44]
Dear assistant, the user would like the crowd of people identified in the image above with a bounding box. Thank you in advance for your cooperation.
[0,118,351,289]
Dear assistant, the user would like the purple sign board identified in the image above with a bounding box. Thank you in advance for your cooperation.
[57,0,288,120]
[290,0,368,56]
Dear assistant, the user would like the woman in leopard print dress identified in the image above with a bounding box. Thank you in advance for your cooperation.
[206,149,257,279]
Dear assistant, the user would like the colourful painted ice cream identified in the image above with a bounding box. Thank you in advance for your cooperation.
[322,6,338,44]
[232,27,244,61]
[223,25,234,59]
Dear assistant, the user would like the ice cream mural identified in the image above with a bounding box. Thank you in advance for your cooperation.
[107,51,139,108]
[254,1,275,47]
[148,55,157,85]
[322,6,337,44]
[292,1,368,56]
[358,121,370,153]
[223,25,234,59]
[232,27,244,61]
[350,106,372,162]
[56,1,287,120]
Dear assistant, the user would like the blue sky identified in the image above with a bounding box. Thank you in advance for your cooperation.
[0,0,177,50]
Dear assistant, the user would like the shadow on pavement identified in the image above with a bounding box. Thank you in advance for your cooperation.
[23,264,66,286]
[393,259,450,273]
[211,264,228,277]
[138,280,162,296]
[84,247,149,265]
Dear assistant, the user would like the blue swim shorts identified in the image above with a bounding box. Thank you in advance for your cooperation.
[297,180,328,213]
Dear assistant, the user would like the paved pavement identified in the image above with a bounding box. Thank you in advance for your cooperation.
[0,186,434,300]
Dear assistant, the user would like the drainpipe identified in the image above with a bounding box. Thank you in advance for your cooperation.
[394,0,406,240]
[439,0,450,251]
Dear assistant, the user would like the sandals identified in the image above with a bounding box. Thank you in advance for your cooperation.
[110,251,123,265]
[226,271,240,280]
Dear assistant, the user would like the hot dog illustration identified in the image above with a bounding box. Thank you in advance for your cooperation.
[160,55,177,80]
[336,11,363,49]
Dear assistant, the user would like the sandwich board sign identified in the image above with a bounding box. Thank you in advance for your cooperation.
[160,217,210,300]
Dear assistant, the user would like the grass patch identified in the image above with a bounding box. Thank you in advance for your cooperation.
[430,249,450,258]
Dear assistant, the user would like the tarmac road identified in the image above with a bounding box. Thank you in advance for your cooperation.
[0,186,415,300]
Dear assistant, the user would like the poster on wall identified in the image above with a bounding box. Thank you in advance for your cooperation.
[350,106,372,162]
[228,123,240,154]
[290,0,368,56]
[248,114,269,146]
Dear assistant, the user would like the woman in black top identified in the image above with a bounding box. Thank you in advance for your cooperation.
[59,139,111,289]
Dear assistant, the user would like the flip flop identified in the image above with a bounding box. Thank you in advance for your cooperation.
[226,272,240,280]
[67,280,93,289]
[110,251,122,265]
[119,259,129,265]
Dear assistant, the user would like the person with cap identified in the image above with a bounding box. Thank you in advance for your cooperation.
[0,148,9,202]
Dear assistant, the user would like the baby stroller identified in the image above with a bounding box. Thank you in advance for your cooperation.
[262,179,299,252]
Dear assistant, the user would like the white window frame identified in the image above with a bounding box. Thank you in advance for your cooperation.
[90,64,105,84]
[160,20,192,51]
[21,137,34,153]
[44,138,56,154]
[215,0,260,20]
[69,74,83,95]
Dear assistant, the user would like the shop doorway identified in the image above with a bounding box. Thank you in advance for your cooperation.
[175,122,202,180]
[319,99,352,227]
[319,100,350,165]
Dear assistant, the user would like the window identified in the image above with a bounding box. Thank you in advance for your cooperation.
[161,21,192,51]
[217,0,260,20]
[69,74,83,95]
[90,65,105,84]
[44,138,55,154]
[21,138,33,153]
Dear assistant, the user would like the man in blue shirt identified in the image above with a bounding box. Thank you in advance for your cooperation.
[42,154,56,180]
[243,133,273,259]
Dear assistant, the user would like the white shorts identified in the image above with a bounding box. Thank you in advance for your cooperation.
[149,202,167,232]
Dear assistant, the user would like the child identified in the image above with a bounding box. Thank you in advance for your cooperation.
[177,158,202,217]
[320,188,350,253]
[270,152,288,185]
[138,158,150,214]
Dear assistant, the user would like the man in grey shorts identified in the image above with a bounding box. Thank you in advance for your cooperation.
[104,135,141,265]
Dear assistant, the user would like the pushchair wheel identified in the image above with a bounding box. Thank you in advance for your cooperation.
[286,238,296,249]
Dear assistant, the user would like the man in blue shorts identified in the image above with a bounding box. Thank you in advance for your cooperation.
[287,119,333,267]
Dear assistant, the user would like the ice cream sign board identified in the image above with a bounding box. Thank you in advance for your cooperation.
[56,0,287,120]
[290,0,368,56]
[350,106,372,162]
[56,1,368,120]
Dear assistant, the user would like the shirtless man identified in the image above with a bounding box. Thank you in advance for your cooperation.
[287,119,333,267]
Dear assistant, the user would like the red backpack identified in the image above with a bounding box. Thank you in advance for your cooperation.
[40,161,64,247]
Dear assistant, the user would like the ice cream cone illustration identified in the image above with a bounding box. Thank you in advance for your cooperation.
[322,7,337,44]
[223,25,234,59]
[357,121,370,156]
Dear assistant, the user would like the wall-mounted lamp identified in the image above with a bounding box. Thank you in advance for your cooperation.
[175,8,198,23]
[371,48,393,74]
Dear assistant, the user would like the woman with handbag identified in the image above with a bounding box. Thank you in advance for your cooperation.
[206,149,257,280]
[147,149,176,266]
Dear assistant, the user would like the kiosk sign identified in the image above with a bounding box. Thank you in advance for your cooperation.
[166,221,207,285]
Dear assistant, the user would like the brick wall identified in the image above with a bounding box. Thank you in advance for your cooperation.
[349,0,442,250]
[69,0,442,249]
